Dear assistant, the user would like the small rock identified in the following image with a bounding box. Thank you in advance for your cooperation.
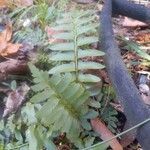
[139,84,149,94]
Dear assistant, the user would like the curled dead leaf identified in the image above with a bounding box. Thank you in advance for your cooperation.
[1,43,22,56]
[3,83,30,117]
[0,23,12,42]
[0,39,7,52]
[0,23,22,56]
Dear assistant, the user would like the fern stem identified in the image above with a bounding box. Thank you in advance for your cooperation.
[73,20,79,81]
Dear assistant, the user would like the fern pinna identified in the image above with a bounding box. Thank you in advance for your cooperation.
[29,64,99,148]
[48,10,105,83]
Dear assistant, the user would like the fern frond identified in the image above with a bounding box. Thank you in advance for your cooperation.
[29,64,91,136]
[48,10,105,85]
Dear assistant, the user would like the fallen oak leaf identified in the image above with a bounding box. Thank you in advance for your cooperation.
[3,83,30,118]
[0,23,22,56]
[0,23,11,53]
[0,23,12,42]
[1,43,22,56]
[0,39,7,52]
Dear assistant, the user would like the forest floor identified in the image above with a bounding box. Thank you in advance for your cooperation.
[0,0,149,150]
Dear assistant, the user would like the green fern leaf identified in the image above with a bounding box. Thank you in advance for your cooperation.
[77,24,98,35]
[49,62,105,74]
[31,82,48,92]
[26,126,41,150]
[50,42,74,51]
[77,36,98,46]
[78,49,105,57]
[28,63,49,83]
[76,10,95,18]
[49,63,75,73]
[52,32,73,40]
[56,18,71,24]
[78,74,101,83]
[54,73,74,93]
[29,64,90,136]
[77,16,95,26]
[50,49,105,61]
[52,24,72,31]
[30,89,54,103]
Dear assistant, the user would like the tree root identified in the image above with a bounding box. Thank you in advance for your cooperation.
[100,0,150,149]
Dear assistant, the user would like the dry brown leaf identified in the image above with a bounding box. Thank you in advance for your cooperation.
[91,117,123,150]
[122,17,147,27]
[1,43,22,56]
[0,40,7,52]
[0,0,7,7]
[13,0,33,6]
[0,23,12,42]
[0,23,22,56]
[3,83,30,117]
[135,33,150,44]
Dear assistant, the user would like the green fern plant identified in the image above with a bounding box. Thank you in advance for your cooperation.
[48,10,105,83]
[0,107,57,150]
[125,41,150,66]
[35,3,55,29]
[99,86,118,133]
[29,63,99,148]
[119,36,150,66]
[14,27,45,45]
[9,3,55,29]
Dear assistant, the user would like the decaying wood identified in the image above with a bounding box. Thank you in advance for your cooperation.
[91,117,123,150]
[112,0,150,24]
[0,59,28,80]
